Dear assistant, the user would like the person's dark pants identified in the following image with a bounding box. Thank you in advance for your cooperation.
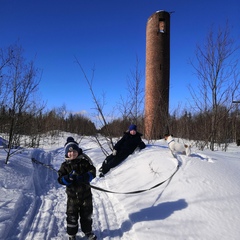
[66,195,93,236]
[101,152,130,174]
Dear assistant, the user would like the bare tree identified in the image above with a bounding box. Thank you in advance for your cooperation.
[74,56,145,154]
[189,23,240,150]
[74,57,114,155]
[126,56,145,124]
[0,47,15,108]
[0,44,44,163]
[117,56,145,130]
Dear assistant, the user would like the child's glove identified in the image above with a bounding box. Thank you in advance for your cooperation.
[61,175,73,186]
[77,172,94,183]
[61,171,77,186]
[69,170,77,181]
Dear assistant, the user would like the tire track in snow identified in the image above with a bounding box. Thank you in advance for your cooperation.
[92,181,122,239]
[25,150,67,239]
[91,178,137,240]
[26,187,68,240]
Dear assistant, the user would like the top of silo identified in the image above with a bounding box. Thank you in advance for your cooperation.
[147,10,170,22]
[156,10,166,13]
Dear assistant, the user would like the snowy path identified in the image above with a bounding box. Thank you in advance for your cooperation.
[23,170,137,239]
[25,188,65,240]
[23,148,139,240]
[22,145,178,240]
[92,182,135,240]
[1,137,240,240]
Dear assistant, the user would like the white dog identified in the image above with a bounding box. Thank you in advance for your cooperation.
[164,134,191,156]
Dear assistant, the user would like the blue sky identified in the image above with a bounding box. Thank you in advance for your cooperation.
[1,0,240,119]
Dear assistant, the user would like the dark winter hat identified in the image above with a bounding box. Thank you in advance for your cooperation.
[65,142,80,157]
[66,136,74,143]
[129,124,137,131]
[64,136,78,146]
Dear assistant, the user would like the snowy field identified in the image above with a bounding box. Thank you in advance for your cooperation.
[0,133,240,240]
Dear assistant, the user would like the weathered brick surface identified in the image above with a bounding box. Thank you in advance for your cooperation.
[145,11,170,139]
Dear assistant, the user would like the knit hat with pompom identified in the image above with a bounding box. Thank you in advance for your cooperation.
[64,137,82,158]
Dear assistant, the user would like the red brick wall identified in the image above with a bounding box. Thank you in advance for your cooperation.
[145,11,170,139]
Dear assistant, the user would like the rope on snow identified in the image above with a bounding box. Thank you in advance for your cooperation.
[31,154,180,195]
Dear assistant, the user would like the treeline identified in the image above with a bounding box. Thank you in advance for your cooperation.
[168,106,240,150]
[1,102,239,150]
[0,106,96,146]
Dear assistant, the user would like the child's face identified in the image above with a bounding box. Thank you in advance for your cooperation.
[67,149,78,160]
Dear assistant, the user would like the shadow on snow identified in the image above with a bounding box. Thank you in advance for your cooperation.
[100,198,188,238]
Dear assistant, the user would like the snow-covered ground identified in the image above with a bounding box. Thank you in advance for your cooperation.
[0,133,240,240]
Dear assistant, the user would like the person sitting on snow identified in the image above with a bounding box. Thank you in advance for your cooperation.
[99,124,146,177]
[57,137,97,240]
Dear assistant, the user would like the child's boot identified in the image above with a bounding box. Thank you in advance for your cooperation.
[85,232,97,240]
[68,235,76,240]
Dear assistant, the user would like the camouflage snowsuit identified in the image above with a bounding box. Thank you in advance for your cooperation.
[58,154,96,236]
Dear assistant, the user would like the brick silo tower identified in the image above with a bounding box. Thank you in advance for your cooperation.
[145,10,170,139]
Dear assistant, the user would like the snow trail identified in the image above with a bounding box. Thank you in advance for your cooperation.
[1,136,240,239]
[91,177,137,240]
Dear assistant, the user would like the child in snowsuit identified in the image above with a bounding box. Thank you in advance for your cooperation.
[58,137,97,240]
[99,124,146,177]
